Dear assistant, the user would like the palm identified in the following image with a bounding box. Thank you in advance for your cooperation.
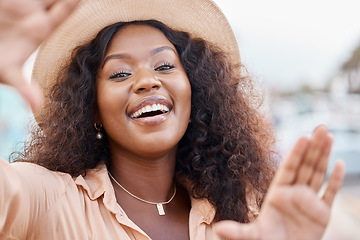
[216,126,345,240]
[0,0,80,109]
[257,185,329,240]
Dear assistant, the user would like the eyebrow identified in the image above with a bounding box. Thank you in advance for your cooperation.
[149,46,176,56]
[103,53,130,67]
[102,46,176,67]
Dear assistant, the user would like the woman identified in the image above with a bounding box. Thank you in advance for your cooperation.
[0,0,344,239]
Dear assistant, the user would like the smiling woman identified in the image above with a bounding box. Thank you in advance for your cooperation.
[0,0,344,240]
[97,24,192,160]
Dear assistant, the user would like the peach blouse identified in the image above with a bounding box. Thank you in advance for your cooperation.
[0,158,220,239]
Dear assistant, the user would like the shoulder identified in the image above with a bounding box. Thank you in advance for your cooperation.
[11,161,72,182]
[10,161,75,201]
[0,159,81,237]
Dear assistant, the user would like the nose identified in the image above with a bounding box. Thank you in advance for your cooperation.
[132,69,162,93]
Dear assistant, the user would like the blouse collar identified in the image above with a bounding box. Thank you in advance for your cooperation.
[74,164,216,223]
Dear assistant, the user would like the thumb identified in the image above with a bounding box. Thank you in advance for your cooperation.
[214,220,260,240]
[2,68,43,113]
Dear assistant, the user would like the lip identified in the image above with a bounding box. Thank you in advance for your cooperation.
[127,95,173,125]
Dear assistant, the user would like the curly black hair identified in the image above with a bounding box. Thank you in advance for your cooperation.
[15,20,277,223]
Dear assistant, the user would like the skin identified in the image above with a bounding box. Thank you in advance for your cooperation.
[96,24,191,240]
[215,126,345,240]
[0,1,345,239]
[0,0,80,111]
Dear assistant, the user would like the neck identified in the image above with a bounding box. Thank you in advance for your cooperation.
[109,146,177,203]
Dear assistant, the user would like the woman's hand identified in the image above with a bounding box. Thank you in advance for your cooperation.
[0,0,80,111]
[215,125,345,240]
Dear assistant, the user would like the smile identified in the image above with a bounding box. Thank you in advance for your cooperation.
[128,95,173,122]
[130,104,170,118]
[130,103,169,118]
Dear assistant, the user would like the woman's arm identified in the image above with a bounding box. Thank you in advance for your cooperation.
[215,125,345,240]
[0,157,74,238]
[0,157,23,237]
[0,0,80,110]
[0,0,80,237]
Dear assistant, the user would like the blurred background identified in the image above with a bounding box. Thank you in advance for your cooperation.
[1,0,359,239]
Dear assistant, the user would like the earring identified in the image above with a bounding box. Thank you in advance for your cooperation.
[94,123,103,140]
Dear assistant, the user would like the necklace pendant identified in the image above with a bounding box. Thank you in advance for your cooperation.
[156,203,165,216]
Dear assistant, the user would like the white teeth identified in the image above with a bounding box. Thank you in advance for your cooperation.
[145,105,152,112]
[130,104,170,118]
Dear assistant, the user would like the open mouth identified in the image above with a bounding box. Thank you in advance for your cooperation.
[130,104,170,119]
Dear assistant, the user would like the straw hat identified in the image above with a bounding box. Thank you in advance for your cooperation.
[32,0,240,96]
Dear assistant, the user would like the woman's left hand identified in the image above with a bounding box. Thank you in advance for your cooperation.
[215,125,345,240]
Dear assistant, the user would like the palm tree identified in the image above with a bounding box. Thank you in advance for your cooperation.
[341,43,360,93]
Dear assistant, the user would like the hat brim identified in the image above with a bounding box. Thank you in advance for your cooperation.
[32,0,240,97]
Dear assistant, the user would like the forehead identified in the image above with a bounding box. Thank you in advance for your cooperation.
[106,24,174,53]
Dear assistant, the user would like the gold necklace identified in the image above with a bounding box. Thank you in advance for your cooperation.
[108,172,176,216]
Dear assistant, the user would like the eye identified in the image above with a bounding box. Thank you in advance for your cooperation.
[155,62,175,72]
[109,71,131,80]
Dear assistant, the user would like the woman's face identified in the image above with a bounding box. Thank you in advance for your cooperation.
[96,24,191,159]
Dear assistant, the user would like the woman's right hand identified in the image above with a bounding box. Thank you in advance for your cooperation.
[0,0,80,111]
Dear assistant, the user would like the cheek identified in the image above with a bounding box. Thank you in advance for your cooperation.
[172,73,191,100]
[171,74,191,117]
[96,81,129,123]
[181,77,192,112]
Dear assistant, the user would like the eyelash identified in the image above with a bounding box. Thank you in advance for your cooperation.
[108,62,175,80]
[109,71,130,79]
[155,62,175,71]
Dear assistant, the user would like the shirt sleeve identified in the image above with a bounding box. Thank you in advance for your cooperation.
[0,157,27,238]
[0,157,70,238]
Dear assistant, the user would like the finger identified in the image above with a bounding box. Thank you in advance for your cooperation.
[322,160,345,206]
[309,133,333,191]
[296,125,329,184]
[47,0,81,28]
[272,135,310,186]
[2,68,43,112]
[44,0,57,8]
[214,220,260,240]
[24,81,43,113]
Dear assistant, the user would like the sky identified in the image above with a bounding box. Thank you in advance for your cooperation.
[213,0,360,91]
